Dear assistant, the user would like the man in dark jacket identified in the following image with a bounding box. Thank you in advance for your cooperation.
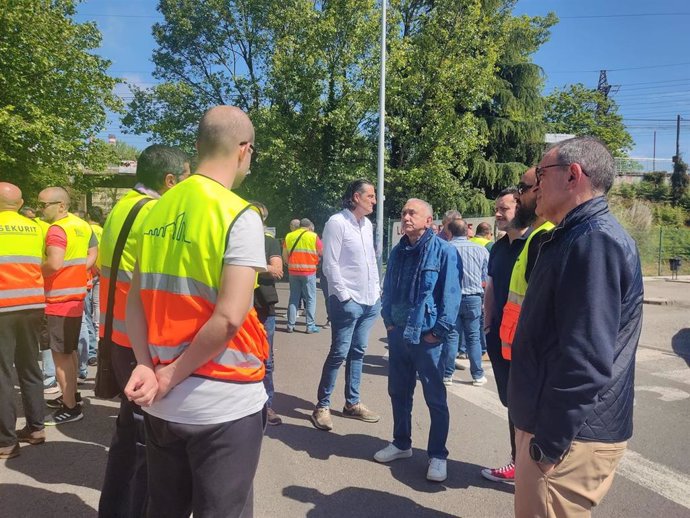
[509,136,643,517]
[376,198,461,483]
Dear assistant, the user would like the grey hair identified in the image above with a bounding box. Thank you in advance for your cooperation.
[549,136,615,194]
[442,209,461,223]
[406,198,433,218]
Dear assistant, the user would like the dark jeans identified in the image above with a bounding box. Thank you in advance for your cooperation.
[387,326,449,459]
[0,309,44,446]
[99,344,148,518]
[486,329,515,460]
[316,297,380,408]
[144,409,265,518]
[256,306,276,408]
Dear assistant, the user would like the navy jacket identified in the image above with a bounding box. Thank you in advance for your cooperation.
[508,196,644,459]
[382,230,462,344]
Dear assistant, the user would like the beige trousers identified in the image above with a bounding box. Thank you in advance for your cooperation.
[514,428,627,518]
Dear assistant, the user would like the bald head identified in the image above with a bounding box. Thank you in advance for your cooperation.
[197,106,254,160]
[40,187,70,206]
[38,187,70,222]
[0,182,23,212]
[289,219,300,231]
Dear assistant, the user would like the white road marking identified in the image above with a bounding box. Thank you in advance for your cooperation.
[636,385,689,401]
[446,381,690,510]
[652,369,690,386]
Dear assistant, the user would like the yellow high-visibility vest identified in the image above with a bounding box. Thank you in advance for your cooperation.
[137,175,268,382]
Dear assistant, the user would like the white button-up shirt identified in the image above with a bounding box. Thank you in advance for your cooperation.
[322,209,380,306]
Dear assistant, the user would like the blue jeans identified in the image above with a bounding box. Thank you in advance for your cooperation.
[42,349,56,385]
[459,295,484,380]
[257,311,276,408]
[88,277,100,359]
[443,326,459,379]
[288,274,317,328]
[387,326,449,459]
[316,297,380,408]
[78,302,90,378]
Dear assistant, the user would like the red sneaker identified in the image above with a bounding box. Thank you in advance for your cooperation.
[481,460,515,483]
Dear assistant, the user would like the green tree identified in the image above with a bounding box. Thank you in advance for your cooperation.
[0,0,121,198]
[671,155,689,207]
[470,9,556,202]
[544,83,633,156]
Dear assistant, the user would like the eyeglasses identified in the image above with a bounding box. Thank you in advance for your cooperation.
[38,201,60,208]
[517,182,534,195]
[535,163,570,183]
[535,162,590,184]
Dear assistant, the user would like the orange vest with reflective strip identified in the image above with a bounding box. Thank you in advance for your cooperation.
[44,213,91,304]
[499,221,554,360]
[99,190,155,347]
[0,211,45,312]
[137,175,268,383]
[284,228,320,275]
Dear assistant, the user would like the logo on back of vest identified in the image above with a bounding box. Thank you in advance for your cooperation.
[144,212,192,243]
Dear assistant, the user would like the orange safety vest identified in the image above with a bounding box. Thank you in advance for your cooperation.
[499,221,554,360]
[44,213,91,304]
[0,211,45,312]
[284,228,320,275]
[137,175,268,383]
[98,190,155,347]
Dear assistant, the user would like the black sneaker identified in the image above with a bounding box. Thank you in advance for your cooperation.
[46,392,82,409]
[45,404,83,426]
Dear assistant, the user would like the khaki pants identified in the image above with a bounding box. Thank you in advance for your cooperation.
[514,428,626,518]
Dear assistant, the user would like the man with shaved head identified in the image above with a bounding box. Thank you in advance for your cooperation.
[376,198,461,483]
[39,186,98,426]
[0,183,47,458]
[124,106,267,517]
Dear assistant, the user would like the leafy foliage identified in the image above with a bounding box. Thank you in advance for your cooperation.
[544,83,633,157]
[0,0,121,198]
[123,0,553,229]
[671,155,689,207]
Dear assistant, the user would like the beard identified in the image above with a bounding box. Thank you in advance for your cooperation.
[514,202,537,228]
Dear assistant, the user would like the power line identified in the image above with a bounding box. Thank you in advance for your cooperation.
[560,13,690,19]
[550,62,690,74]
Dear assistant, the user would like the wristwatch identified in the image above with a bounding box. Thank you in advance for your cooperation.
[529,439,561,465]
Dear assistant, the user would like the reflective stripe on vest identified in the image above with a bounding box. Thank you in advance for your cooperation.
[284,229,319,274]
[138,175,268,382]
[499,221,555,360]
[44,213,91,304]
[0,211,45,312]
[98,190,155,347]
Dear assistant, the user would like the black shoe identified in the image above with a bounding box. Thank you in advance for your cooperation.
[46,392,82,409]
[45,404,83,426]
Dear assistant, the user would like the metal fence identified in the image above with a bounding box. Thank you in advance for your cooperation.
[631,226,690,277]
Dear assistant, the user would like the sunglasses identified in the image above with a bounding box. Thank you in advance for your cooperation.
[38,201,61,208]
[517,183,534,195]
[535,163,590,184]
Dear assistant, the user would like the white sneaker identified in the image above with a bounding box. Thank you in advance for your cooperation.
[374,443,413,463]
[443,377,453,387]
[427,458,447,482]
[472,376,488,386]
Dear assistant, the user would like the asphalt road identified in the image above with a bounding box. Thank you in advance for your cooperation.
[2,278,689,517]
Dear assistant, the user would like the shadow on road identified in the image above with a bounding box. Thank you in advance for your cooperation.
[283,485,461,517]
[4,440,107,490]
[268,393,513,495]
[361,354,388,378]
[671,328,690,366]
[0,484,95,518]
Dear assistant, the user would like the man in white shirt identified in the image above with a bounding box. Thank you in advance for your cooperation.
[311,179,381,431]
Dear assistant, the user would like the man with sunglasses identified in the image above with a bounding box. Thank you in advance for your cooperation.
[39,187,99,426]
[509,137,643,517]
[481,168,553,484]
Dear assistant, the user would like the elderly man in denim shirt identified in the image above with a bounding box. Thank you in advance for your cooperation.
[375,198,461,483]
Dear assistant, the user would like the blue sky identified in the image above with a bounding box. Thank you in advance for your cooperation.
[76,0,690,168]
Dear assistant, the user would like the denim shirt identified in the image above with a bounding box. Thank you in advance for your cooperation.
[382,232,462,344]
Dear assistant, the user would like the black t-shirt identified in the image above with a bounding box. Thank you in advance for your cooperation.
[487,233,528,332]
[254,234,282,315]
